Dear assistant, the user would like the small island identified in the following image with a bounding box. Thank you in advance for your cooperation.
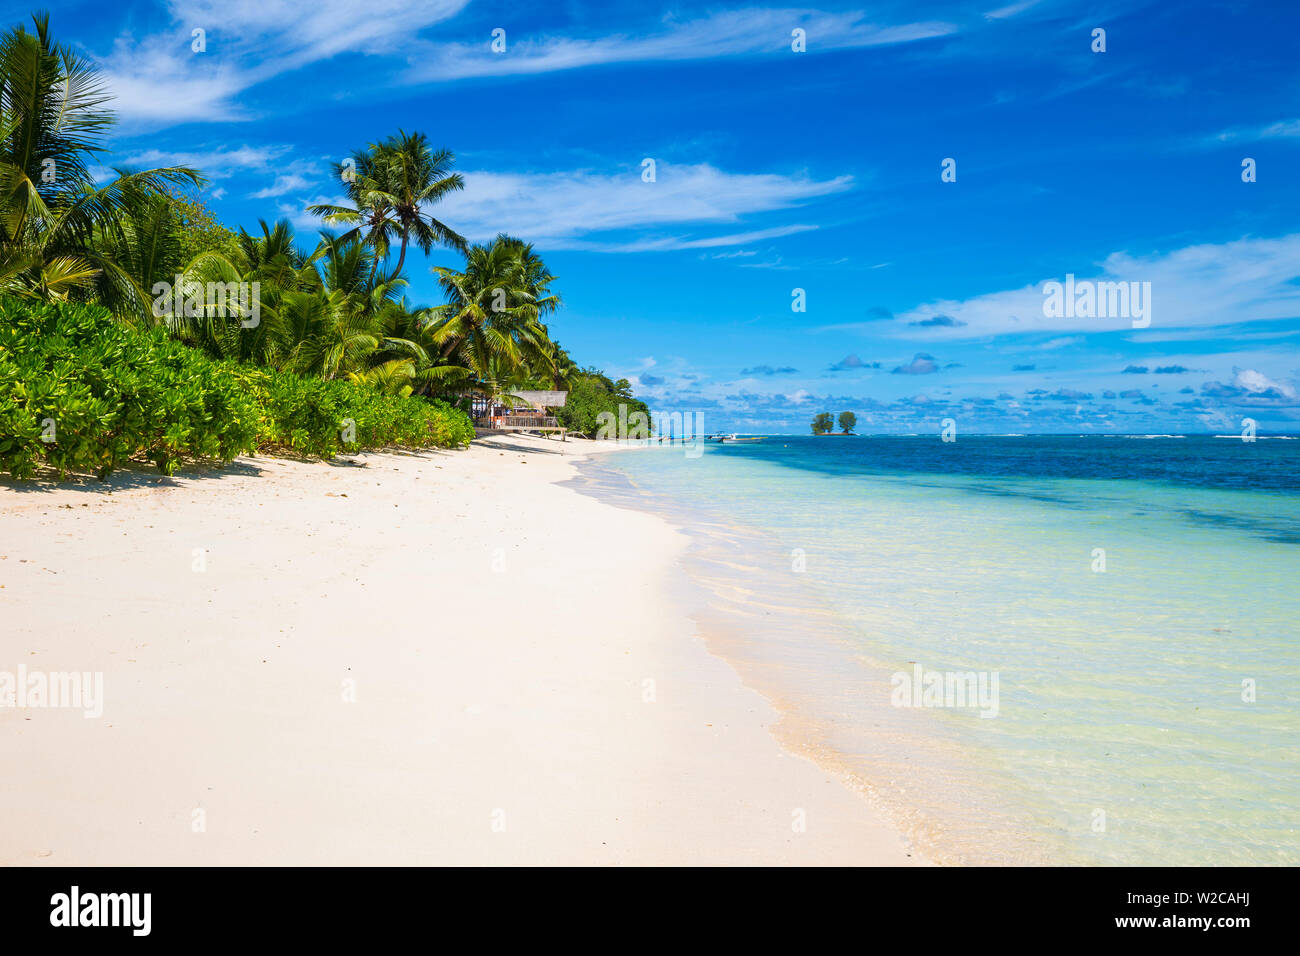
[812,411,858,435]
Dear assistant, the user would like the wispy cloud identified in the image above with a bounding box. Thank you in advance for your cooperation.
[116,144,289,176]
[276,193,344,233]
[251,172,316,199]
[429,164,852,249]
[984,1,1043,20]
[885,235,1300,338]
[594,225,819,253]
[94,4,955,125]
[96,0,470,124]
[118,143,322,200]
[1210,118,1300,143]
[404,8,957,83]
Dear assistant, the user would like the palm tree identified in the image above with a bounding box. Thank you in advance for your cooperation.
[281,290,382,380]
[308,131,467,279]
[0,12,200,303]
[502,237,562,386]
[548,341,580,391]
[237,219,319,292]
[427,235,559,389]
[92,183,246,325]
[234,229,431,381]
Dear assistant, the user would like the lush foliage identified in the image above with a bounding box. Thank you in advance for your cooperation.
[0,297,471,478]
[838,411,857,434]
[557,368,652,438]
[0,13,199,306]
[811,412,834,435]
[0,11,646,480]
[308,130,466,277]
[247,368,473,458]
[166,188,242,265]
[429,235,565,393]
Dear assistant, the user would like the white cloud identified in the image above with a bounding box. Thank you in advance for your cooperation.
[1234,368,1296,398]
[96,1,470,124]
[404,8,956,82]
[251,173,314,199]
[1035,335,1085,350]
[885,234,1300,338]
[432,164,852,249]
[1130,326,1300,343]
[591,225,819,253]
[117,144,324,202]
[117,144,289,177]
[1261,119,1300,138]
[265,163,847,250]
[167,0,469,61]
[92,4,952,126]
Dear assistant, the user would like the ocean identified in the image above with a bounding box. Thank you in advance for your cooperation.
[573,435,1300,865]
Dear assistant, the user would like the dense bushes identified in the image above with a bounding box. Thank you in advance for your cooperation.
[0,298,473,479]
[0,299,260,478]
[240,369,474,458]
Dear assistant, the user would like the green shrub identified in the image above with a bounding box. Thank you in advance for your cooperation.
[239,370,474,458]
[0,298,473,479]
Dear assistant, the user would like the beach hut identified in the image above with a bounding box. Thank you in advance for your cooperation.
[472,389,568,439]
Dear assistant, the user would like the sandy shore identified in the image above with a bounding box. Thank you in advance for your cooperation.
[0,434,920,865]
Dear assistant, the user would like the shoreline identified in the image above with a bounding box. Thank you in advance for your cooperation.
[1,434,922,865]
[566,449,1055,866]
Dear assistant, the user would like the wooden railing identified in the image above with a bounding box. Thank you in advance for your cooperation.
[475,414,560,429]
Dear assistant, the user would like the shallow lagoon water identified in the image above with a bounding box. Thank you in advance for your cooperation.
[577,435,1300,865]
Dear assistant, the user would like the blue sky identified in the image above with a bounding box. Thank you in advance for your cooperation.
[33,0,1300,432]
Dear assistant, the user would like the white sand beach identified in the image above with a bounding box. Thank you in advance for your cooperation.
[0,435,920,865]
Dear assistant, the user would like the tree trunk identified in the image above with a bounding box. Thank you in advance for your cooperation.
[392,236,409,278]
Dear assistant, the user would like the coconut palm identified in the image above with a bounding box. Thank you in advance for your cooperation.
[89,183,246,326]
[547,341,580,391]
[428,235,562,389]
[234,229,430,380]
[308,131,466,278]
[0,12,200,303]
[236,219,319,293]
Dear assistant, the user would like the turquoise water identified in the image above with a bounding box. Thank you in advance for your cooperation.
[579,436,1300,865]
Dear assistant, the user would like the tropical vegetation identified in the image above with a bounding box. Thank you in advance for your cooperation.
[812,412,858,435]
[0,298,472,478]
[557,369,651,437]
[0,11,645,478]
